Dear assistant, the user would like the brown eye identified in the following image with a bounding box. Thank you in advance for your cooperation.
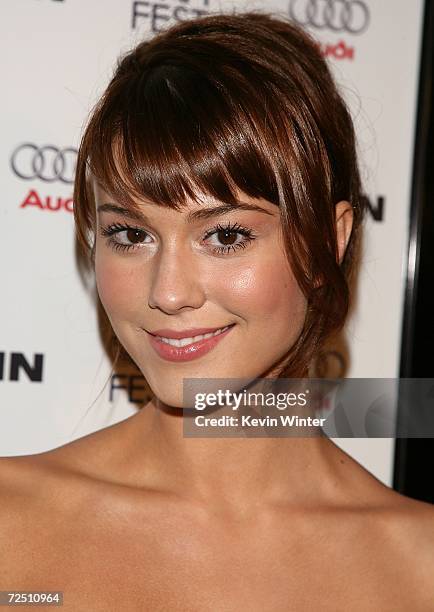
[99,223,152,252]
[203,221,257,255]
[126,228,147,244]
[216,228,238,246]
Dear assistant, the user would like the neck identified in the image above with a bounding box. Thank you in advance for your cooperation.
[116,394,348,513]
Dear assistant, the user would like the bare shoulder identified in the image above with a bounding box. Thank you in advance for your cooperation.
[0,453,57,508]
[0,417,134,529]
[0,425,119,528]
[0,455,59,571]
[0,443,109,586]
[0,452,83,530]
[381,486,434,555]
[360,482,434,601]
[0,425,119,505]
[325,440,434,599]
[357,459,434,553]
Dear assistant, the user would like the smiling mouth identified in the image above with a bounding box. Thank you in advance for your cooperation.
[145,323,236,362]
[156,325,233,347]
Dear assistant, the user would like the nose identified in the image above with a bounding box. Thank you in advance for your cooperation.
[148,242,206,314]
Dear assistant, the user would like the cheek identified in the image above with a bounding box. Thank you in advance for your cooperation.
[214,256,306,325]
[95,254,142,322]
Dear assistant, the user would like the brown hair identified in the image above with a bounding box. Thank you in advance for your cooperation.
[73,10,365,378]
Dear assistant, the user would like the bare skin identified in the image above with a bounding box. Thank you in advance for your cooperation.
[1,403,434,611]
[2,194,434,610]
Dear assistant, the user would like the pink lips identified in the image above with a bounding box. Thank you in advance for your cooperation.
[146,325,235,362]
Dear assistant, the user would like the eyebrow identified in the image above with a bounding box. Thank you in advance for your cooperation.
[96,202,275,223]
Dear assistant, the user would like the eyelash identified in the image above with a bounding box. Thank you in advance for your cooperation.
[99,221,258,255]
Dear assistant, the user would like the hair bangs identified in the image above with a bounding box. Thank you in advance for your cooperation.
[86,61,279,217]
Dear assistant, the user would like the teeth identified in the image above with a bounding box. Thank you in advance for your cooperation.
[158,325,231,347]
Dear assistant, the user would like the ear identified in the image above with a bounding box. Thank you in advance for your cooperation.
[335,200,354,264]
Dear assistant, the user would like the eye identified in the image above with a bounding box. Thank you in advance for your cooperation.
[203,222,257,255]
[99,222,151,252]
[99,220,258,255]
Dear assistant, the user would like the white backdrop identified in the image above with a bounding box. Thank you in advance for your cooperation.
[0,0,426,487]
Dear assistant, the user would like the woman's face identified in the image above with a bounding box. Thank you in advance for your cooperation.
[94,183,308,407]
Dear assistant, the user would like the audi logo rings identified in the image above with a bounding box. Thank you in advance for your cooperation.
[11,143,77,184]
[289,0,370,35]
